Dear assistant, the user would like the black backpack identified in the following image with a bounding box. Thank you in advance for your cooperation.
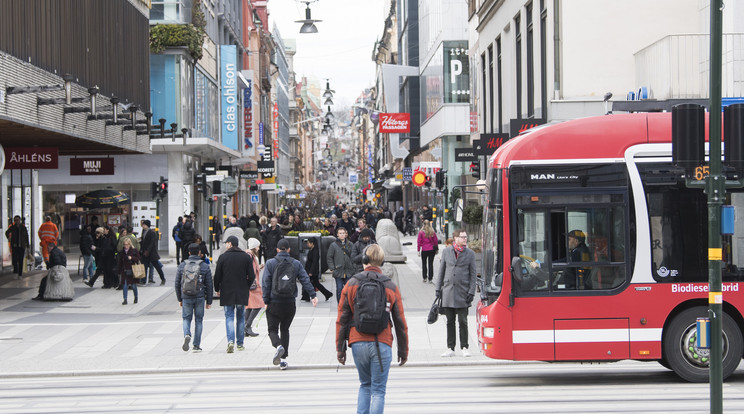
[181,260,201,296]
[352,274,390,335]
[271,257,298,299]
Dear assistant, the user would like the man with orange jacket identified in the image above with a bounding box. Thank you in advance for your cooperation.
[336,244,408,414]
[38,216,60,263]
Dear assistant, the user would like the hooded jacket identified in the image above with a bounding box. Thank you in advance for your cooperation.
[243,221,261,241]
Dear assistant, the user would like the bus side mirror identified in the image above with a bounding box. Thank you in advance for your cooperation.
[454,198,464,222]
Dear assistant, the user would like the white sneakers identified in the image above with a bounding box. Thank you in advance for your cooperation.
[441,348,472,357]
[440,348,455,357]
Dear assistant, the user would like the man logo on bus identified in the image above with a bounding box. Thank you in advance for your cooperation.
[531,174,555,180]
[657,266,679,278]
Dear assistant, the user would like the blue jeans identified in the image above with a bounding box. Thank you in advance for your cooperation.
[351,341,392,414]
[182,296,205,348]
[82,254,94,279]
[122,280,138,301]
[223,305,245,346]
[335,277,349,301]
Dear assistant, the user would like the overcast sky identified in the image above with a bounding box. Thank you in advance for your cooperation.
[267,0,387,108]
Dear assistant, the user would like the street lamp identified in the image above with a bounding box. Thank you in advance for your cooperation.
[295,1,321,34]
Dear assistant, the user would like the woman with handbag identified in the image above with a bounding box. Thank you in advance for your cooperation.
[417,220,439,283]
[117,238,141,305]
[244,238,265,337]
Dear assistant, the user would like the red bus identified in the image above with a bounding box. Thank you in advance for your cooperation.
[476,112,744,382]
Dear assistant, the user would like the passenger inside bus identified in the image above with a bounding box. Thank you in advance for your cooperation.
[557,229,591,289]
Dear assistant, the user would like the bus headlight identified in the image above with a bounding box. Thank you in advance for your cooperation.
[483,327,494,338]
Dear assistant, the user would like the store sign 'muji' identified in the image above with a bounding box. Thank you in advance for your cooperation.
[379,113,411,133]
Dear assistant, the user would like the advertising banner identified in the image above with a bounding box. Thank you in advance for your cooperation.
[509,118,547,137]
[475,133,511,156]
[70,158,115,175]
[220,45,238,150]
[4,147,58,169]
[242,69,255,156]
[454,148,477,162]
[379,113,411,133]
[444,41,470,104]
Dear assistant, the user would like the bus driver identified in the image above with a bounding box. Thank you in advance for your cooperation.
[564,230,590,289]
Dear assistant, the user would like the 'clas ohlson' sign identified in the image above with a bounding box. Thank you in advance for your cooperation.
[220,45,238,150]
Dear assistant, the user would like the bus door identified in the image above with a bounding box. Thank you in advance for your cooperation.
[509,164,632,361]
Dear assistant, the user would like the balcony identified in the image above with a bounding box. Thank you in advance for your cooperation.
[634,34,744,100]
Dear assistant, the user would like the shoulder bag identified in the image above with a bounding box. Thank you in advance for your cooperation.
[132,262,147,279]
[427,296,442,324]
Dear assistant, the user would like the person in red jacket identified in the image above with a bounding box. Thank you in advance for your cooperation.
[336,244,408,414]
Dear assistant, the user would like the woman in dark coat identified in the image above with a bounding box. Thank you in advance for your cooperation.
[117,238,140,305]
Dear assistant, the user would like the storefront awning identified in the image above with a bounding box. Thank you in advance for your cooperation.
[150,137,242,159]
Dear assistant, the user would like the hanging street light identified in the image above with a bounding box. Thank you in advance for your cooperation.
[296,1,321,34]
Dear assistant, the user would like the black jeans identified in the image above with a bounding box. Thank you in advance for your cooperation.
[175,241,182,264]
[301,274,333,300]
[266,302,296,358]
[443,307,469,350]
[421,250,436,281]
[11,246,25,275]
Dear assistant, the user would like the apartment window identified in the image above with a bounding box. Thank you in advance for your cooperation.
[540,0,548,119]
[496,37,503,133]
[488,45,494,133]
[526,3,535,118]
[515,13,522,119]
[150,1,190,23]
[482,52,487,132]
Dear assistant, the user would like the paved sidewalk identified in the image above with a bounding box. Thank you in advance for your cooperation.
[0,235,506,377]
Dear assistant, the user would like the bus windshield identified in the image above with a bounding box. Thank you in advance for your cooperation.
[483,169,503,300]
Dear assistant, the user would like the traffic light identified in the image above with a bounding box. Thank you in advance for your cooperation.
[150,182,158,200]
[470,162,481,179]
[424,174,432,187]
[212,180,221,195]
[196,174,208,198]
[435,170,447,189]
[157,176,168,198]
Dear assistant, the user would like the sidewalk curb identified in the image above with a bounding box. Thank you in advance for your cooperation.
[2,359,537,379]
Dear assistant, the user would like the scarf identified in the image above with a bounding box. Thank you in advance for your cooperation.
[453,243,465,258]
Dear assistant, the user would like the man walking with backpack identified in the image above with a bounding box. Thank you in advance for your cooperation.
[175,243,213,352]
[214,236,255,353]
[262,239,318,370]
[336,244,408,414]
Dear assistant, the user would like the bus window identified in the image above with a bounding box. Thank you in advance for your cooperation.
[514,193,628,294]
[514,209,549,292]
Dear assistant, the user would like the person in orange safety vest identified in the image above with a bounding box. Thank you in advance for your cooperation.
[38,216,60,263]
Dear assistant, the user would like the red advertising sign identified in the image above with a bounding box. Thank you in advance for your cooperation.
[70,158,115,175]
[4,147,58,169]
[379,113,411,133]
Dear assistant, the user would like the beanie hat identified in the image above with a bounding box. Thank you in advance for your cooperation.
[247,238,261,250]
[360,228,374,239]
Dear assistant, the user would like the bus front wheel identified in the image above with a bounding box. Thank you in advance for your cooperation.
[663,306,743,383]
